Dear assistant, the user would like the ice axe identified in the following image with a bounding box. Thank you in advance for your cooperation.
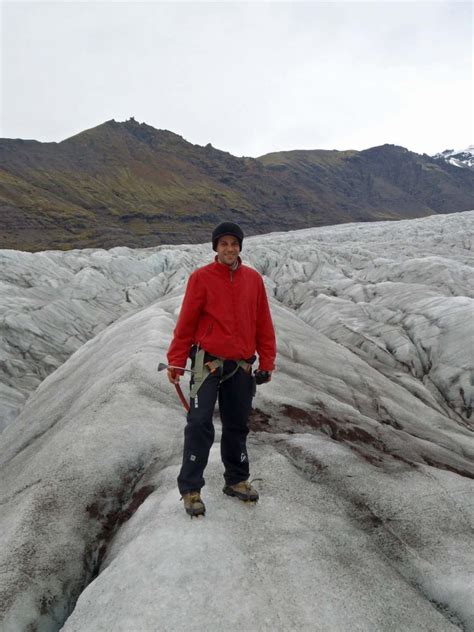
[157,362,191,412]
[157,362,194,374]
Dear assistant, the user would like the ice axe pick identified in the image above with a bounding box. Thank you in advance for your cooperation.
[157,362,194,374]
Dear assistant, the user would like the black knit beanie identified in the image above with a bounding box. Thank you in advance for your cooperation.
[212,222,244,251]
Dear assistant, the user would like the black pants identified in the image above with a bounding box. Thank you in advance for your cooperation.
[177,360,255,494]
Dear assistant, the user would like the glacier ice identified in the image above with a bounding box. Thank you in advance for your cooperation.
[0,211,473,631]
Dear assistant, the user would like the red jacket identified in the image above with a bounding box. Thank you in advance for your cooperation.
[167,258,276,372]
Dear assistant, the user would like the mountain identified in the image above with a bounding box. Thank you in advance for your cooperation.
[433,145,474,170]
[0,118,473,251]
[1,213,473,630]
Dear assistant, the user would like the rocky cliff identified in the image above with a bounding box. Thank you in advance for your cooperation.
[0,118,472,251]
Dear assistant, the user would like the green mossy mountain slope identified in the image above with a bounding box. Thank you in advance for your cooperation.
[0,118,472,251]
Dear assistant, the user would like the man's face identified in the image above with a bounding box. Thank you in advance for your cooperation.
[216,235,240,267]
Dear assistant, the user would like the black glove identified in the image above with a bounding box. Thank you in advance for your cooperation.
[254,370,272,385]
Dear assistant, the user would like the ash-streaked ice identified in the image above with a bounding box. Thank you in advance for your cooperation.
[0,212,473,631]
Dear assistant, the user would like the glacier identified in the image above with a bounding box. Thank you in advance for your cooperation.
[0,211,473,631]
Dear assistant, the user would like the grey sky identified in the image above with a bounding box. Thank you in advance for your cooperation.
[1,1,472,157]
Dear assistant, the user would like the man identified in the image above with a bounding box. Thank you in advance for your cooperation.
[167,221,276,517]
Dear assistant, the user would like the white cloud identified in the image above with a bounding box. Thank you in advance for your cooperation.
[1,1,472,155]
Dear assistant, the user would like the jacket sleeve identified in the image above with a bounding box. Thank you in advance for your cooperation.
[256,276,276,371]
[167,271,205,371]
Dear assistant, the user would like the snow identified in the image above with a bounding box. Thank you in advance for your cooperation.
[0,211,473,631]
[433,146,474,169]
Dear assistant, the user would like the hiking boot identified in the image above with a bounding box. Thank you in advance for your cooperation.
[223,480,259,502]
[181,491,205,517]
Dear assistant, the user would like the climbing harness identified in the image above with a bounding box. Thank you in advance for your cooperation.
[158,349,254,412]
[190,348,253,398]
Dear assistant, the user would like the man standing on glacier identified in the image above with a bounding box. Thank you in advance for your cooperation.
[166,221,276,517]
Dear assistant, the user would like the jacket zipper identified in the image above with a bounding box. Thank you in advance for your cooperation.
[230,267,237,343]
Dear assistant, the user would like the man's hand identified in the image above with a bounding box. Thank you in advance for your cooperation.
[167,368,181,384]
[255,369,272,385]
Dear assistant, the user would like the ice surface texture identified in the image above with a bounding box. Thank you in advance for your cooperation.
[0,212,473,631]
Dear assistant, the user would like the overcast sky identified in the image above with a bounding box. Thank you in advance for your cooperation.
[1,1,472,157]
